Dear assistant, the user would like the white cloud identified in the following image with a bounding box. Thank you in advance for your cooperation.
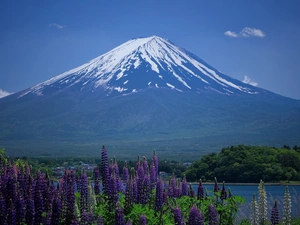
[0,89,12,99]
[49,23,66,29]
[240,27,265,37]
[242,76,258,86]
[224,31,238,37]
[225,27,265,38]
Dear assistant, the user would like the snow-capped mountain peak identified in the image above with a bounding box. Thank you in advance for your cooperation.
[19,35,260,98]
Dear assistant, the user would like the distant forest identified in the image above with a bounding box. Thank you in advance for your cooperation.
[3,144,300,183]
[185,145,300,183]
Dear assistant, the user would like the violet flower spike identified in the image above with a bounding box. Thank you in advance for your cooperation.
[187,205,204,225]
[271,201,279,225]
[208,204,219,225]
[197,179,204,200]
[139,214,147,225]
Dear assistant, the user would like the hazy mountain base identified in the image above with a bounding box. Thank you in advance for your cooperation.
[1,89,299,159]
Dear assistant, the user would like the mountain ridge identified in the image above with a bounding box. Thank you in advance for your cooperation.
[0,36,299,159]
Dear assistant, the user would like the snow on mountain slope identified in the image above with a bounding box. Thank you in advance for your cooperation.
[19,36,260,98]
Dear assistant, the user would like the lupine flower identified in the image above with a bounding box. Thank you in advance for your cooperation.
[7,199,16,225]
[208,204,219,225]
[188,183,195,198]
[96,215,105,225]
[187,205,204,225]
[80,211,94,225]
[155,176,163,211]
[125,219,132,225]
[258,180,267,225]
[25,197,35,225]
[271,201,279,225]
[16,193,25,225]
[101,146,110,196]
[114,202,125,225]
[220,181,227,200]
[139,214,147,225]
[173,206,183,225]
[51,192,61,225]
[108,171,118,208]
[149,164,156,190]
[163,188,168,205]
[0,192,7,225]
[250,194,258,225]
[282,186,292,225]
[136,160,145,204]
[152,150,158,180]
[181,174,188,196]
[34,190,45,225]
[80,173,89,213]
[213,177,219,193]
[197,179,204,200]
[125,169,134,211]
[142,156,148,175]
[122,162,129,182]
[142,172,151,204]
[93,167,101,195]
[169,173,177,198]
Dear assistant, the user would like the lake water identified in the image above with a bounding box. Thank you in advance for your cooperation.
[192,184,300,221]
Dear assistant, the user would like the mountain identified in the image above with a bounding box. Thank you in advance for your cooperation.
[0,36,299,160]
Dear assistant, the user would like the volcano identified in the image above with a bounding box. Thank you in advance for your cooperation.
[0,36,299,159]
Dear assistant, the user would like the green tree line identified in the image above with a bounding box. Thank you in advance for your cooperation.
[185,145,300,183]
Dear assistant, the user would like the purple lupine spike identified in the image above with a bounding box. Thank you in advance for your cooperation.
[152,150,158,180]
[208,204,219,225]
[25,197,35,225]
[213,177,220,193]
[197,179,204,200]
[109,159,114,177]
[142,171,151,204]
[175,179,181,198]
[7,199,16,225]
[122,161,129,182]
[0,191,7,225]
[142,156,148,174]
[188,183,195,198]
[16,192,25,225]
[181,174,188,196]
[101,146,110,196]
[149,164,156,190]
[271,201,279,225]
[108,171,118,208]
[51,191,61,225]
[136,161,145,204]
[125,219,132,225]
[93,167,101,195]
[96,215,105,225]
[168,173,176,198]
[154,176,163,211]
[114,202,125,225]
[220,181,227,200]
[34,190,45,225]
[80,211,94,225]
[188,205,204,225]
[173,206,183,225]
[163,188,168,205]
[139,214,147,225]
[80,172,89,213]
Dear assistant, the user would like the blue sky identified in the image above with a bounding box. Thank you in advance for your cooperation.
[0,0,300,99]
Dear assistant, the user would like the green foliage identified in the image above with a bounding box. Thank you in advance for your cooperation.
[93,186,245,225]
[185,145,300,182]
